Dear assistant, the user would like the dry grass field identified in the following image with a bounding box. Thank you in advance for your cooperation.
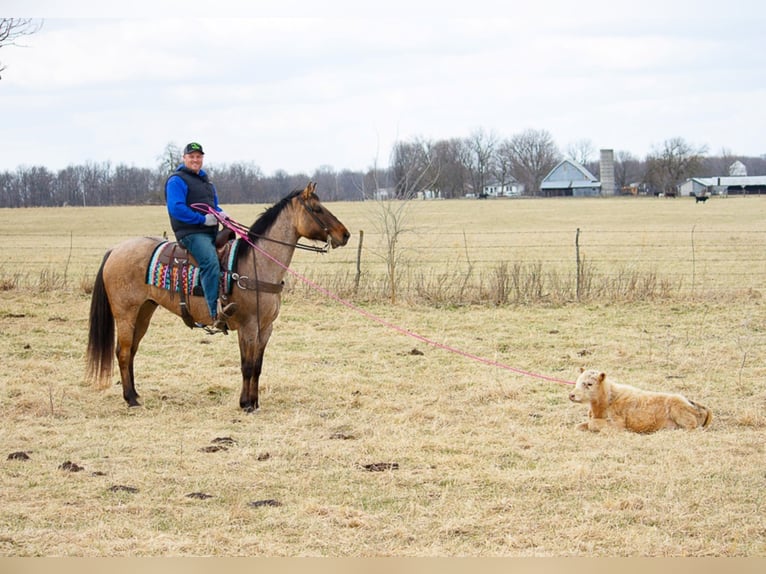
[1,195,765,556]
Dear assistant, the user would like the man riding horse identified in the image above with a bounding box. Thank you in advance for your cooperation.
[165,142,237,332]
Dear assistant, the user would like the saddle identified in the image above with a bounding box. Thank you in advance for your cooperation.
[154,229,235,264]
[146,229,283,329]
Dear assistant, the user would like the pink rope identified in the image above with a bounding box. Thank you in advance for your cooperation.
[197,205,575,386]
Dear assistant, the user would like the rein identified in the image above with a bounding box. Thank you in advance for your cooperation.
[229,217,331,254]
[192,204,575,388]
[191,203,330,254]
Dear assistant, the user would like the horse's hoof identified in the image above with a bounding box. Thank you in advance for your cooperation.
[127,400,142,408]
[242,405,257,414]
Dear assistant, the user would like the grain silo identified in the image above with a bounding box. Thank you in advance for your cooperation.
[599,149,615,196]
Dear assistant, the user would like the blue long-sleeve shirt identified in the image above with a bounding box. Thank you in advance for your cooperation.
[165,166,223,240]
[165,166,221,225]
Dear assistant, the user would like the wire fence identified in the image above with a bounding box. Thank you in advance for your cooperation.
[289,226,766,303]
[2,212,765,304]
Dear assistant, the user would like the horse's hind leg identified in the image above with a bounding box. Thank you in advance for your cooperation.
[116,301,158,407]
[115,326,140,407]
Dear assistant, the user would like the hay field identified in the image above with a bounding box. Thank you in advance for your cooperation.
[0,196,765,556]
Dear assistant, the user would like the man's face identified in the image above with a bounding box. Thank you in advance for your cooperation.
[183,151,204,173]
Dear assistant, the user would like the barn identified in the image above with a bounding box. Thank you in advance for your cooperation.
[540,159,602,197]
[679,176,766,197]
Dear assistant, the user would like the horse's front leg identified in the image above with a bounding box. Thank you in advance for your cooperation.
[238,324,272,412]
[240,349,264,412]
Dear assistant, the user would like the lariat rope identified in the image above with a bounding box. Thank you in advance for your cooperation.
[223,216,331,253]
[194,205,575,386]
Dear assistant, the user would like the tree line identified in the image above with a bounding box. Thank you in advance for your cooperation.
[1,133,764,208]
[389,130,765,199]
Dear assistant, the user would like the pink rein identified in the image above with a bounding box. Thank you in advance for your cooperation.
[194,204,575,386]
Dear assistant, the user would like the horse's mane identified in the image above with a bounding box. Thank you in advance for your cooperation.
[248,188,303,239]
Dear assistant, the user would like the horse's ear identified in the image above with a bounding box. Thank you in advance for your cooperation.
[302,181,316,200]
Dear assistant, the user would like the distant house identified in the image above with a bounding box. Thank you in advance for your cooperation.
[481,180,524,198]
[416,189,443,200]
[372,187,393,200]
[540,159,601,197]
[729,160,747,176]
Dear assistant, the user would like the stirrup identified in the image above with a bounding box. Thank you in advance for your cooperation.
[210,301,238,335]
[194,321,225,335]
[218,300,238,318]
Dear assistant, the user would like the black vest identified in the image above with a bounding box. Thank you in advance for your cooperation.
[166,168,217,240]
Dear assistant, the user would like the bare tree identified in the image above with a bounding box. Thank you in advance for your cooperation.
[494,141,515,192]
[365,138,444,303]
[12,166,55,207]
[614,150,643,192]
[430,138,469,198]
[566,138,595,166]
[215,161,265,202]
[157,142,183,176]
[390,138,439,199]
[463,128,499,197]
[0,18,43,79]
[367,195,414,304]
[706,147,739,177]
[500,129,561,196]
[645,137,708,195]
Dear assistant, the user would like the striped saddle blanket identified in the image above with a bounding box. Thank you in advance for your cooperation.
[145,239,241,296]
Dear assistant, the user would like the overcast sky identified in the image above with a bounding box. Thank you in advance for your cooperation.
[1,0,764,176]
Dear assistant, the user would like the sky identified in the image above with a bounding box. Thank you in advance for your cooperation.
[1,0,764,176]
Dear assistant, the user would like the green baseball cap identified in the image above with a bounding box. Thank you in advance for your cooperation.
[183,142,204,155]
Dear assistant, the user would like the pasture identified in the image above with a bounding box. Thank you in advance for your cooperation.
[1,195,765,556]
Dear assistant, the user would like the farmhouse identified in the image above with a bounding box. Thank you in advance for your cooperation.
[679,176,766,197]
[481,179,524,198]
[540,159,601,197]
[679,160,766,196]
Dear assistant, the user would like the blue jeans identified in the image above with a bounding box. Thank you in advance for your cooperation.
[180,232,220,319]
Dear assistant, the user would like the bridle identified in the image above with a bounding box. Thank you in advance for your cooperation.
[189,197,331,338]
[296,195,333,245]
[192,197,332,254]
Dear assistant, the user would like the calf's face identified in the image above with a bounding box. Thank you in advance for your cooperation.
[569,369,606,403]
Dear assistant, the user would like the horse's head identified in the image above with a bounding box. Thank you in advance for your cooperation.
[294,182,350,249]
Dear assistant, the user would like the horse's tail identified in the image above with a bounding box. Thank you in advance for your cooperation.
[86,250,115,390]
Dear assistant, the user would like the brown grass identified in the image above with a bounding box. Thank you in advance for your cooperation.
[0,197,765,556]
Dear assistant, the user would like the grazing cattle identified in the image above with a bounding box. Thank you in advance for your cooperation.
[569,368,712,433]
[695,195,709,203]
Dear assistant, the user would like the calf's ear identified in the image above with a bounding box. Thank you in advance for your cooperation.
[598,372,606,383]
[579,367,585,373]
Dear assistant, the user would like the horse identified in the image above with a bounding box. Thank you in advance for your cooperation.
[86,182,350,411]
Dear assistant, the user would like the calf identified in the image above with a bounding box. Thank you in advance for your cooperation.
[569,368,712,433]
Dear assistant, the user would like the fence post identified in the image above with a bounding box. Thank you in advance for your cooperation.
[690,225,696,296]
[354,229,364,294]
[575,228,581,302]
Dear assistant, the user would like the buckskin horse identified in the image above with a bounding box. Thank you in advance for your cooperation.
[86,182,350,411]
